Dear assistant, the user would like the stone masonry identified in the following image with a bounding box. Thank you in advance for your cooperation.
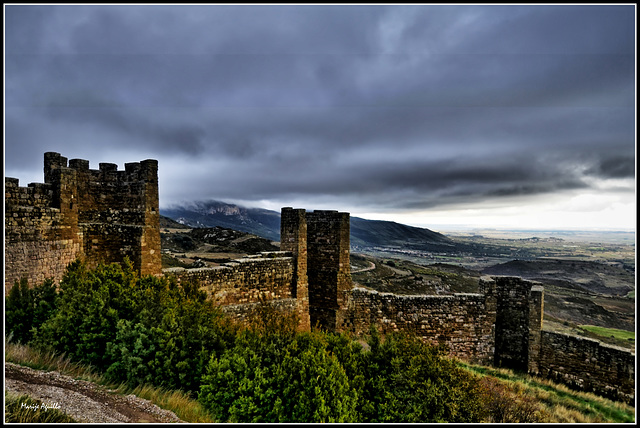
[5,152,161,294]
[306,210,352,331]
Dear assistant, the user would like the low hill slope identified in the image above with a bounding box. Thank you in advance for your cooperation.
[481,259,634,296]
[350,217,452,248]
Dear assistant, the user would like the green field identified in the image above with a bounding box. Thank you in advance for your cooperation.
[579,325,635,342]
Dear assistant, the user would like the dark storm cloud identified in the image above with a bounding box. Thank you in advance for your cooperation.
[586,156,636,179]
[4,5,635,214]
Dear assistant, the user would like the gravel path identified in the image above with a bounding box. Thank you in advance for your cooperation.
[5,362,185,423]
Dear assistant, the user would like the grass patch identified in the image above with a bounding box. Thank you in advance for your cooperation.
[122,384,217,423]
[460,363,635,423]
[5,335,102,384]
[5,391,77,423]
[5,338,217,423]
[579,325,635,342]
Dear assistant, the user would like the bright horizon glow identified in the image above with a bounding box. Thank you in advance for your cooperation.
[352,189,636,232]
[215,192,636,233]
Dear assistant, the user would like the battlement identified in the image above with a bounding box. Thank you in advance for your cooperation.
[5,152,161,294]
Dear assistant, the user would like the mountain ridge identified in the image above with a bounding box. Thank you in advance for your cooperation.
[161,200,451,249]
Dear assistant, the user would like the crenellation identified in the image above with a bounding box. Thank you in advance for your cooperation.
[99,162,118,173]
[5,152,162,294]
[69,158,90,170]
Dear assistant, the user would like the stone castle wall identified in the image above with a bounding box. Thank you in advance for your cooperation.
[306,210,352,331]
[493,277,544,371]
[164,252,300,328]
[165,253,295,305]
[341,286,497,365]
[538,331,635,404]
[5,177,82,292]
[166,208,353,332]
[5,152,161,294]
[280,208,311,331]
[339,277,545,367]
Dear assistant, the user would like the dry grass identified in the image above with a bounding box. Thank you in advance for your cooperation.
[462,362,635,423]
[5,336,101,384]
[125,384,217,423]
[4,391,78,423]
[4,336,217,423]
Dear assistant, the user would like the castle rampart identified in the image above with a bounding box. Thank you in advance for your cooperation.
[165,252,302,328]
[5,176,82,292]
[166,253,296,306]
[341,287,497,365]
[539,331,635,404]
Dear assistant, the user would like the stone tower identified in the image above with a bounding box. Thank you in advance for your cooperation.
[281,208,352,331]
[5,152,162,294]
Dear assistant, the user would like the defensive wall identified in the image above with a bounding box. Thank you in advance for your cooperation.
[5,153,634,402]
[5,152,161,294]
[163,208,352,332]
[165,252,302,328]
[341,286,497,365]
[538,331,635,404]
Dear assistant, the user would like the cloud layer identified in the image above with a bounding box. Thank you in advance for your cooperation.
[4,5,635,226]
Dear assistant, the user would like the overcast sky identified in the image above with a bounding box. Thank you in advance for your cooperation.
[4,4,636,230]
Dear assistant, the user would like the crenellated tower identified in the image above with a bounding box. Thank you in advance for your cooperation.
[5,152,162,294]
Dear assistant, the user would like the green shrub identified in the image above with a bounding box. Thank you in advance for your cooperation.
[199,323,486,423]
[359,328,486,422]
[199,329,358,422]
[6,277,58,344]
[31,259,236,395]
[35,260,134,370]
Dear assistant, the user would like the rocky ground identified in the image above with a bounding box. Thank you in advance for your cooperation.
[5,362,184,423]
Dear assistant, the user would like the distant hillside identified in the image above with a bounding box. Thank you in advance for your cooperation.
[482,259,634,296]
[350,217,452,248]
[162,201,281,241]
[161,200,451,249]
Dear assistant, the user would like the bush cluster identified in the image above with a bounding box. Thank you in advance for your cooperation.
[199,318,487,422]
[8,259,236,395]
[6,260,499,422]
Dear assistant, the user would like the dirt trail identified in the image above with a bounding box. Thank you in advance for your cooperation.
[5,362,184,423]
[351,261,376,273]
